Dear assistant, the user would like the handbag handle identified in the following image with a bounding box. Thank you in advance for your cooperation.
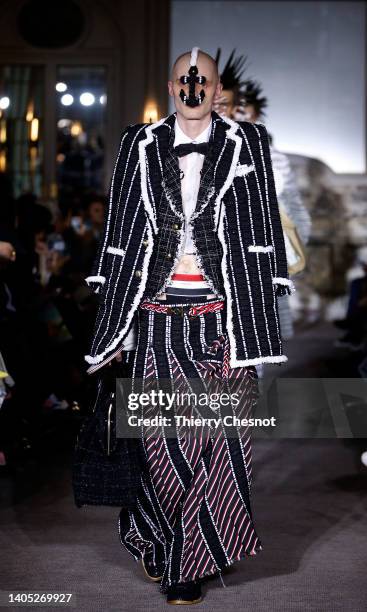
[279,205,307,276]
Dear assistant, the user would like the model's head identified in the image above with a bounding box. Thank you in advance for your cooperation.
[213,89,236,118]
[235,79,268,123]
[213,49,248,119]
[234,103,260,123]
[168,48,222,121]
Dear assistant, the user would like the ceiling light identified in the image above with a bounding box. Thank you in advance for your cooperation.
[0,96,10,110]
[61,94,74,106]
[80,92,95,106]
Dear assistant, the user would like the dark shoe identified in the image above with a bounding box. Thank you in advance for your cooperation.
[167,581,202,605]
[141,557,164,582]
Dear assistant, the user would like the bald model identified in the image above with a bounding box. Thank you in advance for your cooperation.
[164,50,223,282]
[168,50,222,136]
[171,49,220,80]
[86,47,281,603]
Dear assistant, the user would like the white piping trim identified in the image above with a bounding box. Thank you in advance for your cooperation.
[84,222,154,365]
[214,115,247,366]
[217,194,239,369]
[106,245,125,256]
[229,354,288,368]
[253,123,279,274]
[85,275,106,285]
[237,123,269,246]
[138,117,167,235]
[248,245,274,253]
[161,177,185,221]
[91,168,141,354]
[190,184,216,221]
[213,115,243,229]
[272,277,296,292]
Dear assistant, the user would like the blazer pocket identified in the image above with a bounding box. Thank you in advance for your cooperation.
[106,245,125,257]
[235,163,254,178]
[247,246,276,304]
[248,244,273,254]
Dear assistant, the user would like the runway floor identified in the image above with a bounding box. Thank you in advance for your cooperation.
[1,322,367,611]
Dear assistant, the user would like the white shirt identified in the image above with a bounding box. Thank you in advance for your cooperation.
[173,117,212,253]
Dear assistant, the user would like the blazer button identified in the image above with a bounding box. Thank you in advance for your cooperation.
[143,239,149,247]
[166,253,173,260]
[135,270,142,278]
[172,223,180,230]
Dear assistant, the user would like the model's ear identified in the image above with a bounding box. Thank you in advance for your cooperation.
[216,81,223,97]
[167,80,174,97]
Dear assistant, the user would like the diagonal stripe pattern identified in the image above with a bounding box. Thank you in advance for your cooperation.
[118,297,262,592]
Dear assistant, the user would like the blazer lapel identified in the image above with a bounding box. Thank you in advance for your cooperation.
[191,111,244,224]
[210,112,243,229]
[160,126,184,220]
[138,113,175,233]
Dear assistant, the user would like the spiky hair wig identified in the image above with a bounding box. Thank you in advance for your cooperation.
[240,79,268,118]
[215,48,248,97]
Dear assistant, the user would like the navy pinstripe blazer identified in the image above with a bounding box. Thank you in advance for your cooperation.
[84,111,295,371]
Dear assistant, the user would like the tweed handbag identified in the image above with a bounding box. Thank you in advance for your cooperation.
[72,359,144,508]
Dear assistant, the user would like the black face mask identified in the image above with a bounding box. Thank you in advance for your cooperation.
[179,49,206,108]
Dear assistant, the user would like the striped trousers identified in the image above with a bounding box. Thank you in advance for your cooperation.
[118,296,262,591]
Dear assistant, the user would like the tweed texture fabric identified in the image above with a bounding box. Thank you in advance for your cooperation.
[72,366,143,508]
[84,111,294,370]
[145,125,225,300]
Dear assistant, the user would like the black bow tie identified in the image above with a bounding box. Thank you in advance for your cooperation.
[174,142,210,158]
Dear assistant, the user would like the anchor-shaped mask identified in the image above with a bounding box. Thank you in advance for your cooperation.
[179,46,206,108]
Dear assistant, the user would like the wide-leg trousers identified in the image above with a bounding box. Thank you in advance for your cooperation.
[118,296,262,591]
